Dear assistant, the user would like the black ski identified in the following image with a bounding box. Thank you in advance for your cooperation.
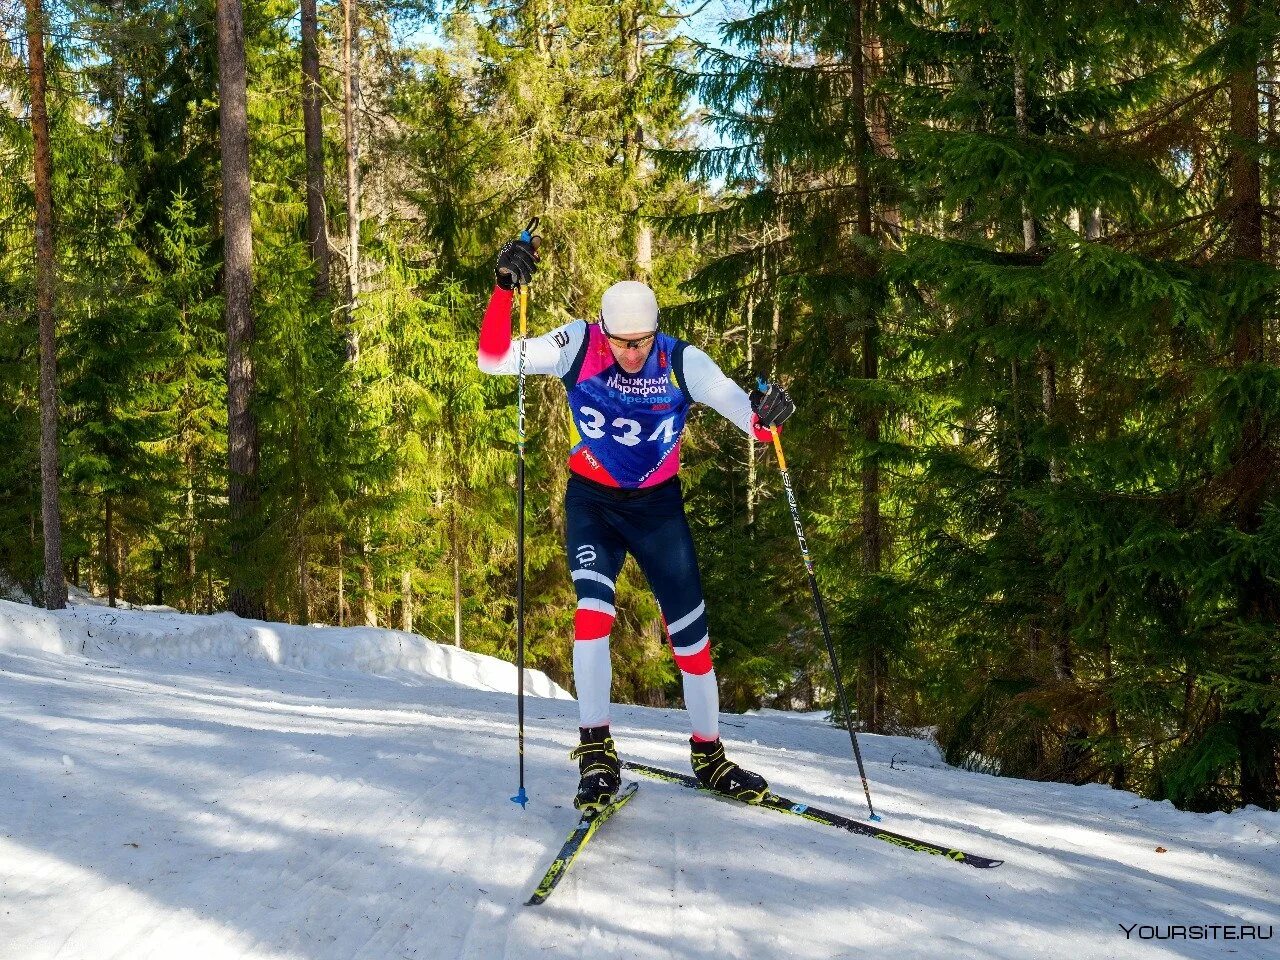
[624,762,1003,869]
[525,781,640,905]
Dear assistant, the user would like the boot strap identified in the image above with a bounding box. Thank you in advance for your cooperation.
[570,742,616,762]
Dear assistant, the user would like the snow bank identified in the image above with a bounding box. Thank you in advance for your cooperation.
[0,598,570,700]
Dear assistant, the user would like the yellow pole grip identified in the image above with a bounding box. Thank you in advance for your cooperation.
[770,426,787,471]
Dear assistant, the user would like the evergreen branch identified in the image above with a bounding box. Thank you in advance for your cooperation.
[653,0,714,24]
[1104,207,1224,248]
[1101,82,1227,145]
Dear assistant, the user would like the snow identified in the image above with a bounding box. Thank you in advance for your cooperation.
[0,598,570,700]
[0,601,1276,959]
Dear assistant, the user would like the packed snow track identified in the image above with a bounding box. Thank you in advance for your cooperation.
[0,604,1275,959]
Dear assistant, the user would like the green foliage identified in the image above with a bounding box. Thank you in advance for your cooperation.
[2,0,1275,812]
[669,0,1280,810]
[1156,723,1241,813]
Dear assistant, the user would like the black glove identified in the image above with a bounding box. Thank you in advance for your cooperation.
[750,382,795,429]
[495,237,539,291]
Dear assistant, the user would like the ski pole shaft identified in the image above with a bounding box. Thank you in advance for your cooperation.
[512,216,538,809]
[514,288,527,807]
[760,388,879,821]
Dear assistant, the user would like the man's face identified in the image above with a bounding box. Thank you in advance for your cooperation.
[606,330,656,374]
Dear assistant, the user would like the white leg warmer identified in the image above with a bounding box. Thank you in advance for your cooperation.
[573,637,612,728]
[682,668,719,741]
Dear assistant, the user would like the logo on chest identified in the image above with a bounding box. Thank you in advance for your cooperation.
[603,372,674,405]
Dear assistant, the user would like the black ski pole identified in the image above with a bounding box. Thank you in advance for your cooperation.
[758,378,880,821]
[511,216,539,810]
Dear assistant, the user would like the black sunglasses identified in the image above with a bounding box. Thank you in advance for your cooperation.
[600,321,657,351]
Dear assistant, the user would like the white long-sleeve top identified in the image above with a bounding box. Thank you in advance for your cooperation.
[478,318,759,438]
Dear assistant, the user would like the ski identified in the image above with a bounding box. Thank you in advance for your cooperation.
[525,781,640,906]
[623,762,1003,869]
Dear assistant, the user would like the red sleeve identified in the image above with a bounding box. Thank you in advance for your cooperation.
[478,285,515,364]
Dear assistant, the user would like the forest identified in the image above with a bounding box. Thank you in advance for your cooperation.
[1,0,1276,814]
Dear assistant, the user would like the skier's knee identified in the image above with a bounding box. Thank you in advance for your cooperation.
[672,635,713,675]
[574,601,615,642]
[572,567,616,642]
[665,600,712,673]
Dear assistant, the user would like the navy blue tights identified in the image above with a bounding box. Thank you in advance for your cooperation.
[563,476,718,737]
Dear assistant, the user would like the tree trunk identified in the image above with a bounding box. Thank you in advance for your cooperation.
[1225,0,1277,810]
[1228,6,1265,364]
[25,0,66,610]
[453,549,462,648]
[620,1,649,280]
[400,567,412,632]
[850,1,887,733]
[1014,19,1073,693]
[746,295,756,529]
[301,0,329,298]
[217,0,263,619]
[1269,63,1279,363]
[359,518,376,627]
[336,539,346,626]
[104,494,117,608]
[865,32,901,244]
[152,550,164,607]
[342,0,361,360]
[298,547,311,625]
[635,224,652,279]
[450,488,462,648]
[1103,638,1124,789]
[185,449,197,606]
[771,298,780,381]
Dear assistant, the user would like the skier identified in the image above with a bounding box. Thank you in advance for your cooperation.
[477,234,794,812]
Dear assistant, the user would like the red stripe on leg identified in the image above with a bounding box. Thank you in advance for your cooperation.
[574,609,615,641]
[673,644,713,676]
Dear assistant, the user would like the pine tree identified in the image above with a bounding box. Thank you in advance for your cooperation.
[0,6,46,598]
[59,129,178,608]
[301,0,330,298]
[217,0,264,619]
[24,0,66,608]
[147,190,226,612]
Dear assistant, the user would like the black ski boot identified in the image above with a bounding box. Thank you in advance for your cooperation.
[690,737,769,803]
[571,726,621,813]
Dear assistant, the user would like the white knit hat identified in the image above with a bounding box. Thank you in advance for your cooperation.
[600,281,659,334]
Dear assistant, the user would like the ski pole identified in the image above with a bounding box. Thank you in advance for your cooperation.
[511,216,539,810]
[758,378,880,821]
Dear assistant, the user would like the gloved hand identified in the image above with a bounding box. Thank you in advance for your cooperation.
[749,382,794,429]
[495,237,539,290]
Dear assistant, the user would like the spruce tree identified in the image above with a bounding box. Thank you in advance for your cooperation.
[661,0,903,719]
[24,0,66,608]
